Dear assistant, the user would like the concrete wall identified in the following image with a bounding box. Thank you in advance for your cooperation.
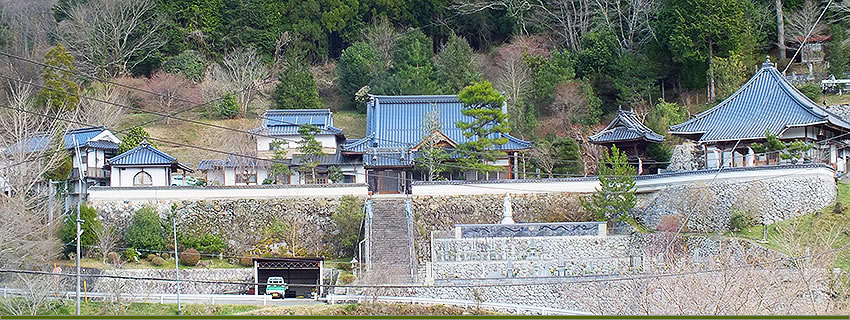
[89,184,368,201]
[109,166,169,187]
[256,135,338,157]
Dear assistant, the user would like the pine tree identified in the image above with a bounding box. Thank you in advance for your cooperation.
[296,124,325,183]
[435,34,480,93]
[455,81,510,175]
[583,145,636,222]
[272,53,322,109]
[118,127,156,154]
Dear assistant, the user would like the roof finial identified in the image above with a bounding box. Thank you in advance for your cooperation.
[140,137,150,147]
[762,55,773,69]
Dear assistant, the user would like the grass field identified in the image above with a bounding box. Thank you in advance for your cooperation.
[0,299,259,316]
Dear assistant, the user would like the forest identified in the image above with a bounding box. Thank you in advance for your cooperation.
[1,0,848,174]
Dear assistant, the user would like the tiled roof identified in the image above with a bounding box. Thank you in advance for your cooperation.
[670,58,850,143]
[64,127,107,149]
[4,127,118,154]
[197,155,270,171]
[341,135,373,153]
[290,152,362,166]
[108,140,177,166]
[255,109,344,137]
[85,140,119,150]
[589,109,664,144]
[365,95,532,152]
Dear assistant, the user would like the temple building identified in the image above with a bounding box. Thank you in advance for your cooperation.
[589,108,664,174]
[669,57,850,172]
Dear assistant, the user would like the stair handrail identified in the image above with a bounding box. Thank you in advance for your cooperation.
[404,198,416,282]
[364,198,373,271]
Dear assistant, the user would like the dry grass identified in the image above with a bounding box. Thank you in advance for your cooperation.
[240,303,491,316]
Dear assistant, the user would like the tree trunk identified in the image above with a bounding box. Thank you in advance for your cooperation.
[708,38,716,102]
[776,0,787,60]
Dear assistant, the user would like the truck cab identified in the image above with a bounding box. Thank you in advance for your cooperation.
[266,276,288,299]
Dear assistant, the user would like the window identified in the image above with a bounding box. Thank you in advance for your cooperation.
[133,171,153,186]
[236,171,257,184]
[343,175,355,183]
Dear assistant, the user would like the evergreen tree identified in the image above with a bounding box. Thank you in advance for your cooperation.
[296,124,325,183]
[435,34,481,93]
[59,203,102,257]
[455,81,510,175]
[583,145,636,222]
[37,43,80,112]
[269,140,294,184]
[272,53,322,109]
[118,127,157,154]
[380,30,440,95]
[336,42,384,111]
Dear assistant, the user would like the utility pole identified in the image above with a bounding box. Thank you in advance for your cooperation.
[72,136,84,316]
[173,213,181,315]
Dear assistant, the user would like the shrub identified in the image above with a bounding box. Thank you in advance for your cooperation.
[657,215,683,232]
[207,92,239,119]
[146,253,158,261]
[332,196,364,257]
[122,248,139,262]
[161,49,205,82]
[239,255,255,267]
[729,210,756,232]
[337,273,356,285]
[161,252,170,260]
[179,233,226,255]
[59,204,102,257]
[151,256,166,266]
[796,83,822,102]
[125,207,166,252]
[179,248,201,266]
[106,252,120,264]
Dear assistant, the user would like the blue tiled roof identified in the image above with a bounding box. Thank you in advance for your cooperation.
[364,95,532,152]
[256,109,344,137]
[670,58,850,142]
[4,127,118,154]
[290,152,362,166]
[590,109,664,143]
[109,142,177,166]
[64,127,107,149]
[341,135,373,153]
[197,155,269,171]
[85,140,118,150]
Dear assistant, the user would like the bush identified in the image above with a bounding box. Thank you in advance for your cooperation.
[122,248,140,262]
[179,233,226,255]
[729,210,756,232]
[657,215,683,232]
[125,207,166,252]
[239,255,255,267]
[206,92,239,119]
[151,256,166,266]
[161,49,205,82]
[161,252,170,260]
[337,273,356,285]
[796,83,822,102]
[107,252,120,264]
[146,253,158,261]
[179,248,201,266]
[332,196,364,257]
[58,204,102,257]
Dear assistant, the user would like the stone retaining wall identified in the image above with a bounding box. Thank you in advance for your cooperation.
[633,174,836,232]
[90,268,253,294]
[90,197,363,257]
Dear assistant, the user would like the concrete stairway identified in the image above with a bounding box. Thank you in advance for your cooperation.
[368,197,415,284]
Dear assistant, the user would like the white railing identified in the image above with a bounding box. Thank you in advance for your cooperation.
[325,294,592,315]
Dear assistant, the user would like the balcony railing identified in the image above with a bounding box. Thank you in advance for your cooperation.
[70,167,110,180]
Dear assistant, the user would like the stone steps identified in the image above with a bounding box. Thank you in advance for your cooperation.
[368,198,414,283]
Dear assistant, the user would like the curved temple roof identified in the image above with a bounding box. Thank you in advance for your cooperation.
[108,139,192,172]
[669,57,850,143]
[589,109,664,144]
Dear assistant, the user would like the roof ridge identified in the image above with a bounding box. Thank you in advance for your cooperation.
[670,67,768,131]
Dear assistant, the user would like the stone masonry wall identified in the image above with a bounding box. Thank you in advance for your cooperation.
[90,197,364,257]
[633,175,836,232]
[431,235,637,279]
[89,268,253,294]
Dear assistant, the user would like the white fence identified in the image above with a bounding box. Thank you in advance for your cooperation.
[88,184,369,201]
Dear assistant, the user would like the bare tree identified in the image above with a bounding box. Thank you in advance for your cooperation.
[526,0,595,51]
[361,16,400,66]
[95,225,121,264]
[452,0,535,35]
[785,0,826,50]
[209,47,270,116]
[55,0,164,77]
[549,81,593,128]
[74,84,127,128]
[138,72,201,124]
[0,83,65,314]
[529,138,557,178]
[0,0,56,84]
[591,0,659,52]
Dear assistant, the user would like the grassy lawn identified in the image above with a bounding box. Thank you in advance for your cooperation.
[733,182,850,269]
[242,303,495,315]
[57,257,247,270]
[823,94,850,106]
[332,110,367,138]
[1,299,259,316]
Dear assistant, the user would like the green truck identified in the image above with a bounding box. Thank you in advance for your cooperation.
[266,276,288,299]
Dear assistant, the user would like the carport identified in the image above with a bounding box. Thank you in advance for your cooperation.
[253,257,323,299]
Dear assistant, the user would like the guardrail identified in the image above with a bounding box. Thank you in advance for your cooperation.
[325,294,591,315]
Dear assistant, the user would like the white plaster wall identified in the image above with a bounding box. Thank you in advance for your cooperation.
[256,135,338,156]
[110,167,169,187]
[340,164,366,183]
[205,169,226,186]
[88,185,369,200]
[780,127,819,140]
